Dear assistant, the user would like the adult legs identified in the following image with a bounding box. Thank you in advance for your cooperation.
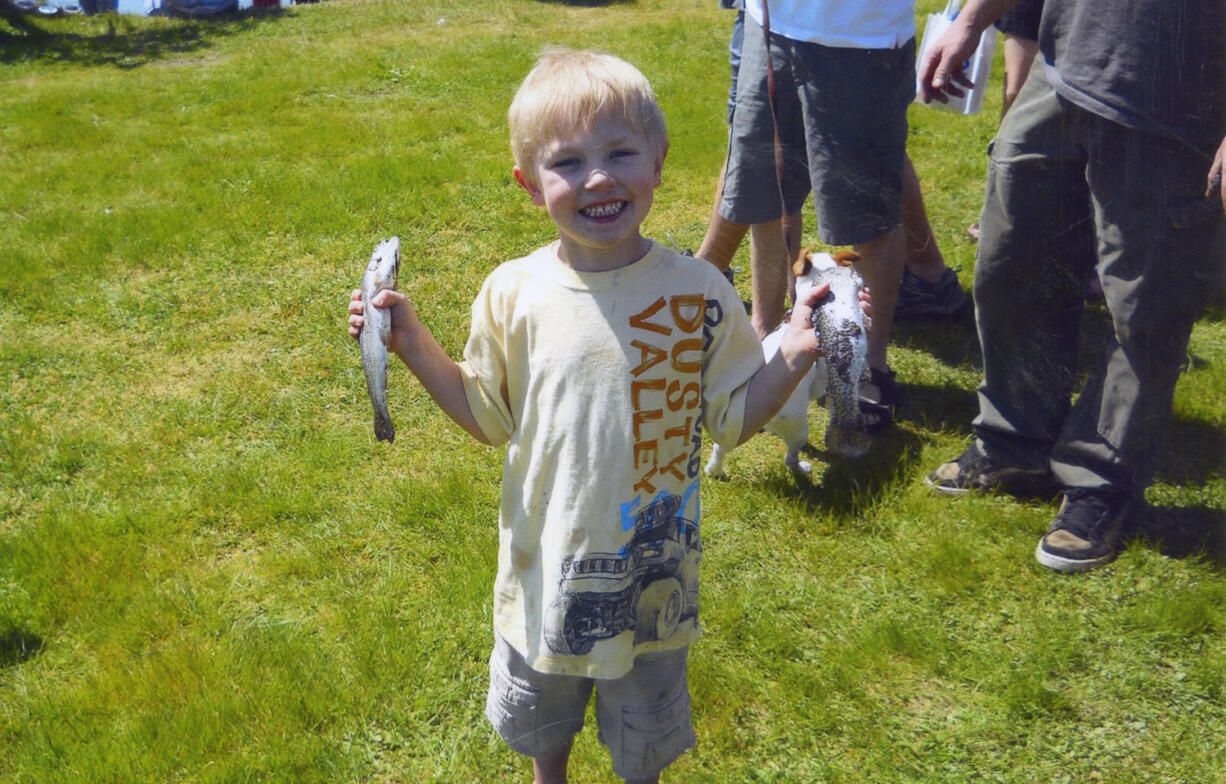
[1031,99,1224,571]
[967,3,1040,241]
[971,72,1226,493]
[1048,110,1226,493]
[748,215,802,337]
[854,224,907,374]
[697,159,803,339]
[710,14,813,337]
[968,31,1039,244]
[971,75,1097,471]
[696,160,749,274]
[696,7,752,276]
[901,155,947,281]
[788,37,914,421]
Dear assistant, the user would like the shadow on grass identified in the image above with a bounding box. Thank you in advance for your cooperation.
[1196,289,1226,325]
[891,290,1127,373]
[1135,505,1226,570]
[896,378,979,435]
[1154,417,1226,487]
[0,628,45,668]
[758,426,928,519]
[761,371,1224,545]
[0,5,292,68]
[1140,416,1226,570]
[892,309,981,370]
[535,0,631,6]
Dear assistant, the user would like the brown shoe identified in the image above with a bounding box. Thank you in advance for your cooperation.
[1035,489,1132,573]
[926,443,1057,497]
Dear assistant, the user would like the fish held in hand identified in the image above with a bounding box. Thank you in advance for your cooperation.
[798,250,870,459]
[360,237,400,442]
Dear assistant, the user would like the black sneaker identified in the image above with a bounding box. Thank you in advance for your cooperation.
[894,267,970,320]
[926,442,1056,496]
[1035,489,1132,573]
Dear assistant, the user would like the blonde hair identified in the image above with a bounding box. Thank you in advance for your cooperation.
[508,48,668,176]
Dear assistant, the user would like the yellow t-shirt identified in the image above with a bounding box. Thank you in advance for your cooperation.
[460,241,764,679]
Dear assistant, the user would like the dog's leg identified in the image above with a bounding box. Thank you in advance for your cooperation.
[774,418,813,475]
[705,443,729,479]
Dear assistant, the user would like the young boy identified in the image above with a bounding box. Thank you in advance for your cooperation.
[347,48,858,783]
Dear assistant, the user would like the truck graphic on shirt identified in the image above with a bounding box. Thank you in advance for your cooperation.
[544,494,701,656]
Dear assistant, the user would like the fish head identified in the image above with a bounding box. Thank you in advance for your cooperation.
[368,236,400,291]
[831,250,864,287]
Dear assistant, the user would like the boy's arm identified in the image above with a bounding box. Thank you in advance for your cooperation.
[348,288,492,444]
[736,283,872,446]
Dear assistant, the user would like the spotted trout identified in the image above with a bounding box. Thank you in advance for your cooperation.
[360,237,400,442]
[801,250,869,459]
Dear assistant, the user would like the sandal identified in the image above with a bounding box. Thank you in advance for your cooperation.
[859,367,899,434]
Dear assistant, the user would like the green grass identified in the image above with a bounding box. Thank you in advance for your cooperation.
[2,1,1223,782]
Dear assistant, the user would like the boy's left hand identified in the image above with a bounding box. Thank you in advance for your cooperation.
[778,282,873,366]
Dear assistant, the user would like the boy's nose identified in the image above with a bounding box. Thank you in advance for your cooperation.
[584,167,614,188]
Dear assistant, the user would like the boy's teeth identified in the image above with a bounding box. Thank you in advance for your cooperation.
[583,202,624,217]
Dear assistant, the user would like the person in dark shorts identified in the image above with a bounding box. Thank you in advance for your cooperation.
[714,0,921,432]
[699,2,967,330]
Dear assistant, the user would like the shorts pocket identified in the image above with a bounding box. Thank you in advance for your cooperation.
[616,686,696,778]
[485,654,543,753]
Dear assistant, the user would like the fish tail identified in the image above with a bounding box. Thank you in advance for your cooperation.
[825,422,869,459]
[374,408,395,443]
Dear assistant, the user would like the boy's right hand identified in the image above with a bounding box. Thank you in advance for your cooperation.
[347,286,491,445]
[347,288,417,357]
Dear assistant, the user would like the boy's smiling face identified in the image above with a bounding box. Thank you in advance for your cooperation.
[515,117,666,272]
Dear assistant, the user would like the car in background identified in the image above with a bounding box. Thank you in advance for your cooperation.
[157,0,238,16]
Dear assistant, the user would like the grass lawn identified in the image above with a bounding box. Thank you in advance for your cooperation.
[1,1,1223,781]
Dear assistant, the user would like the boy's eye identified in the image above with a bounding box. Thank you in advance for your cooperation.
[550,157,581,169]
[611,149,638,159]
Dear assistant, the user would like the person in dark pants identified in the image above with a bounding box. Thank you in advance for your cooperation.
[966,0,1041,241]
[920,0,1226,572]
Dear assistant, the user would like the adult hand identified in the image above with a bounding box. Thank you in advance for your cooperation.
[1208,134,1226,213]
[917,17,980,104]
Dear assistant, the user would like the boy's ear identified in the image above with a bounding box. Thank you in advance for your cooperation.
[513,166,545,206]
[653,143,668,186]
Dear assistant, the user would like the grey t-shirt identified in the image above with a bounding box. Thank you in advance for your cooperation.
[1039,0,1226,152]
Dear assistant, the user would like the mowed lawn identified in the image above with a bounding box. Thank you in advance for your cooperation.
[1,1,1223,782]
